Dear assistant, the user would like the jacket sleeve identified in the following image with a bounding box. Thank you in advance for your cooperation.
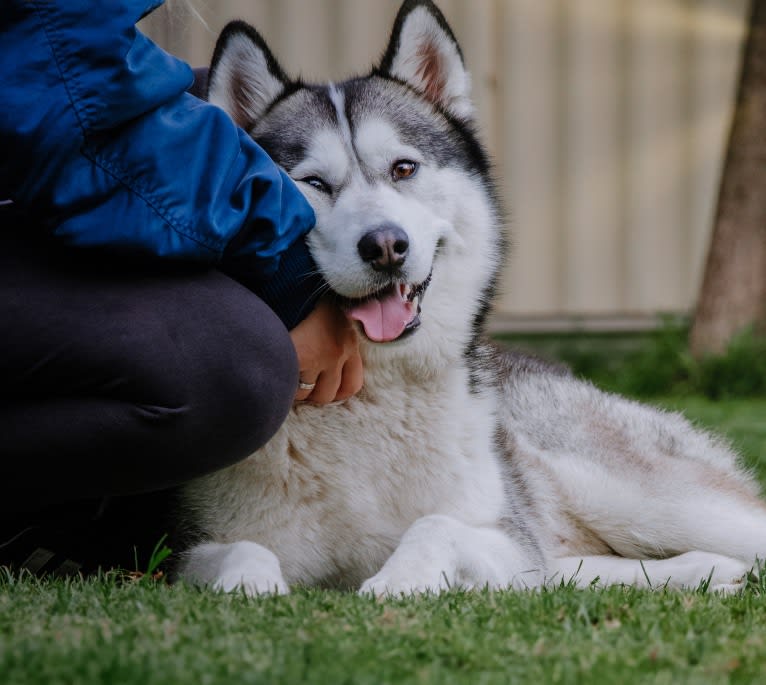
[0,1,320,327]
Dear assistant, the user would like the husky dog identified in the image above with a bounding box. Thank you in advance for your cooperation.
[178,0,765,595]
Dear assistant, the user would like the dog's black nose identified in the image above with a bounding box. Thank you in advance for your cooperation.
[357,224,409,272]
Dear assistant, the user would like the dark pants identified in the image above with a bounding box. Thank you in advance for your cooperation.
[0,218,297,560]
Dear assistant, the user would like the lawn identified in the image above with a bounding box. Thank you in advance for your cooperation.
[2,392,766,684]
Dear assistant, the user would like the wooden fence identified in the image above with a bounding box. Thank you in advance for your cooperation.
[141,0,750,330]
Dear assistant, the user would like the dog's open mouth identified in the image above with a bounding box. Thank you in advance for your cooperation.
[341,273,431,343]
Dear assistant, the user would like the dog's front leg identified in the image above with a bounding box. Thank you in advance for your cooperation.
[359,514,544,597]
[178,541,289,596]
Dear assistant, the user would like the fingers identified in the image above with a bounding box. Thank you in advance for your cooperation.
[335,350,364,401]
[294,378,317,403]
[294,351,363,405]
[289,295,364,405]
[305,368,343,405]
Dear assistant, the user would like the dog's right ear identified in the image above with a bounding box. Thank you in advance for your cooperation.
[207,21,288,130]
[378,0,472,121]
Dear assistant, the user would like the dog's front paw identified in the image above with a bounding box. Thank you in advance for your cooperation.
[359,558,453,597]
[213,566,289,597]
[180,540,289,597]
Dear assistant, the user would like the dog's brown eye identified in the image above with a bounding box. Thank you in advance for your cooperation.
[392,160,418,181]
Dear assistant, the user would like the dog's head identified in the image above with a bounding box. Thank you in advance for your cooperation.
[208,0,504,365]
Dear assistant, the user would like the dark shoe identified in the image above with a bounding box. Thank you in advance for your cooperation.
[1,525,83,576]
[1,493,177,578]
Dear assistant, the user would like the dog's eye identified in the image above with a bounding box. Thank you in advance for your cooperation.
[391,160,418,181]
[299,176,331,194]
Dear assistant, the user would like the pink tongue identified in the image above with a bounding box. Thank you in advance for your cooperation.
[346,289,415,342]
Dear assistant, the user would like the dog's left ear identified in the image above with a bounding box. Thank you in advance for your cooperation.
[206,21,289,130]
[378,0,473,121]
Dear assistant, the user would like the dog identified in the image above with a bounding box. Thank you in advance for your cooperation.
[177,0,765,596]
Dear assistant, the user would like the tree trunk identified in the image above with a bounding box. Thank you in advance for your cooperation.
[689,0,766,358]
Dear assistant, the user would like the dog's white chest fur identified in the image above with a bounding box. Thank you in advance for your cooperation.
[183,365,505,588]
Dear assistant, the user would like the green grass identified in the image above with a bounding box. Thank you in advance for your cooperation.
[3,331,766,684]
[497,323,766,400]
[3,567,766,685]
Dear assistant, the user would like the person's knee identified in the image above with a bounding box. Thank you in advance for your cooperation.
[205,312,299,455]
[176,297,298,472]
[122,286,299,483]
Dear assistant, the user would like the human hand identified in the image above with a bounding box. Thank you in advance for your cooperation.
[289,297,363,404]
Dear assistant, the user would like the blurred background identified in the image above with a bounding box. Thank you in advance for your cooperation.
[140,0,750,334]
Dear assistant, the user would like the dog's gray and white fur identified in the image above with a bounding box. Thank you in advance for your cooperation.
[178,0,766,595]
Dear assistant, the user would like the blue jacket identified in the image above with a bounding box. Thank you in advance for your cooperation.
[1,0,319,328]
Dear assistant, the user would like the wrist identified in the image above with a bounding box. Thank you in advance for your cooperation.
[248,237,324,330]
